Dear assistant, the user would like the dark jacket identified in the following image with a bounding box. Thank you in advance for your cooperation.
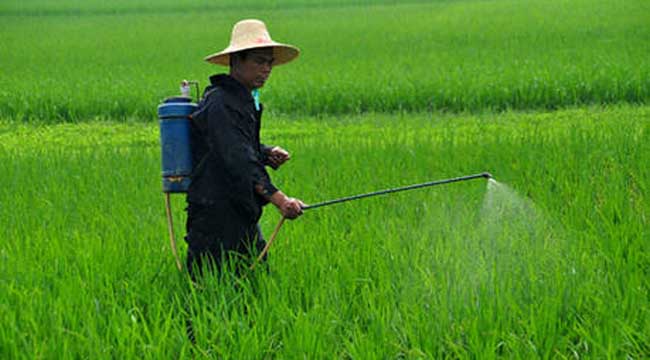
[187,74,277,223]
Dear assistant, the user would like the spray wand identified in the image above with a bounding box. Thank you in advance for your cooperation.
[251,172,492,269]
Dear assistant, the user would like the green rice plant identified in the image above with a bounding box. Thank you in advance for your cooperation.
[0,0,440,16]
[0,0,648,121]
[1,105,648,357]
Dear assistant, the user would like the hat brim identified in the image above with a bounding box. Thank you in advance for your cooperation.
[204,43,300,66]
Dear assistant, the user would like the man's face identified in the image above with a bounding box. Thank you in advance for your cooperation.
[231,48,274,90]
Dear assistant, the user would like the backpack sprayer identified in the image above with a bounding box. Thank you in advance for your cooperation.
[158,80,200,271]
[158,81,493,272]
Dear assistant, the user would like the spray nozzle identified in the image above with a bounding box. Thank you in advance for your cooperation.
[481,172,493,179]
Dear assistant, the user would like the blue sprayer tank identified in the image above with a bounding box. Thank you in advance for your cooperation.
[158,95,198,193]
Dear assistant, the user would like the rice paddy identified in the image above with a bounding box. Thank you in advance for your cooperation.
[1,0,649,358]
[1,0,648,120]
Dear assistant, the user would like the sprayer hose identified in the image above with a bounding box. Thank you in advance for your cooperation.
[164,193,183,272]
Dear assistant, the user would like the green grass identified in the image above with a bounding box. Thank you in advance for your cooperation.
[2,0,649,357]
[1,0,649,121]
[1,105,649,357]
[0,0,439,15]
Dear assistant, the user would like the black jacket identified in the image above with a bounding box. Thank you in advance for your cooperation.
[187,74,277,222]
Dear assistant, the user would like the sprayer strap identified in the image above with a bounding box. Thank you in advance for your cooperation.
[188,87,221,181]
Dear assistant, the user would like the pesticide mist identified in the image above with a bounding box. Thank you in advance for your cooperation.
[446,178,571,317]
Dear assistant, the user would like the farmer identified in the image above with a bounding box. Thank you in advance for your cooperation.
[186,19,304,279]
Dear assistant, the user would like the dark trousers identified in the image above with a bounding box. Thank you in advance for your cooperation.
[183,202,266,344]
[184,202,266,280]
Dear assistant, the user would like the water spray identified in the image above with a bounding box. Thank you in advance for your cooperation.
[251,172,493,269]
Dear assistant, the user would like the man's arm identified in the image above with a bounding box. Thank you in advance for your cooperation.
[255,185,303,219]
[205,100,274,217]
[206,100,302,219]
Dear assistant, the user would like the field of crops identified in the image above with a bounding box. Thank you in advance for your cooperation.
[2,0,649,358]
[2,106,649,357]
[1,0,649,120]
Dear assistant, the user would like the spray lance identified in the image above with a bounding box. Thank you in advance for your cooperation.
[250,171,493,269]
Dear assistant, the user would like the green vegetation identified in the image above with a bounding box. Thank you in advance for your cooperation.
[2,0,649,357]
[1,0,649,121]
[2,106,649,357]
[0,0,437,15]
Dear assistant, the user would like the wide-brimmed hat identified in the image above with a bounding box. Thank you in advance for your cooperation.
[204,19,300,66]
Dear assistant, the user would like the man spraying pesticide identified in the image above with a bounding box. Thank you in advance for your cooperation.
[159,19,494,277]
[159,19,304,279]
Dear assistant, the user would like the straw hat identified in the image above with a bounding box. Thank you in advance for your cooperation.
[204,19,300,66]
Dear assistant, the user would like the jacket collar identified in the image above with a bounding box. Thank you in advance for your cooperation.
[209,74,254,104]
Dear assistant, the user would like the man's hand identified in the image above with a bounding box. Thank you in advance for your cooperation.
[270,191,304,219]
[267,146,290,170]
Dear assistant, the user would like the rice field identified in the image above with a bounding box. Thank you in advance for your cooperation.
[1,0,649,358]
[0,0,649,120]
[2,106,649,357]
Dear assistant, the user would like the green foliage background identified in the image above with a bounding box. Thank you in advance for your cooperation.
[3,107,650,357]
[1,0,649,358]
[1,0,649,121]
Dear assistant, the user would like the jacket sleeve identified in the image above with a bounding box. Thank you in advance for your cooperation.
[260,143,275,167]
[205,99,278,213]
